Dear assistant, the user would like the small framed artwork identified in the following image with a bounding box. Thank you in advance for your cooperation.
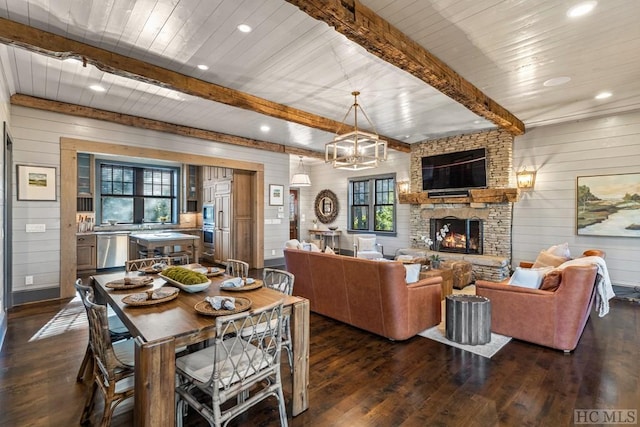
[577,172,640,237]
[17,165,57,201]
[269,184,284,206]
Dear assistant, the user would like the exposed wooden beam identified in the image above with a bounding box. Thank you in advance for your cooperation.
[285,0,525,136]
[10,94,326,160]
[0,17,410,153]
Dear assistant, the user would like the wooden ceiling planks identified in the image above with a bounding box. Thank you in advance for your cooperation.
[285,0,525,136]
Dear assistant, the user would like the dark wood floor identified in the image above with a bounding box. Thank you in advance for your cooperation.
[1,293,638,426]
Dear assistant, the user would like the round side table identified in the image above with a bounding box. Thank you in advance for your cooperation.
[445,294,491,345]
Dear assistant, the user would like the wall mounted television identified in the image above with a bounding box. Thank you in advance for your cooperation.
[421,148,487,191]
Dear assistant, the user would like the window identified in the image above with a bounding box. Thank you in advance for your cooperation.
[98,161,178,224]
[348,174,396,234]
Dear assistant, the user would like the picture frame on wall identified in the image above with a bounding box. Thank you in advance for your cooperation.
[269,184,284,206]
[576,172,640,237]
[17,165,57,201]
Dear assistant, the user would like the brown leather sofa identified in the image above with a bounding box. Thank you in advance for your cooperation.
[284,248,442,341]
[475,264,599,351]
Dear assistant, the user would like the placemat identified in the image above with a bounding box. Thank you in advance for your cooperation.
[106,277,154,289]
[194,297,252,316]
[122,288,180,306]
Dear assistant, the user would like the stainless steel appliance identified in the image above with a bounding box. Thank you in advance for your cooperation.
[202,203,215,259]
[97,233,129,269]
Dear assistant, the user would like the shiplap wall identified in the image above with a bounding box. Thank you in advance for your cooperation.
[292,151,411,256]
[512,110,640,287]
[9,106,291,293]
[0,45,12,343]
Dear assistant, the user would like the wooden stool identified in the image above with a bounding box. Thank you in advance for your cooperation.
[445,294,491,345]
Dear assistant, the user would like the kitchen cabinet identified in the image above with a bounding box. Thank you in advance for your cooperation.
[77,234,96,272]
[214,191,231,264]
[77,153,94,212]
[183,164,200,213]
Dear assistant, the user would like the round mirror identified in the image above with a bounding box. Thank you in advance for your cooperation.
[314,189,339,224]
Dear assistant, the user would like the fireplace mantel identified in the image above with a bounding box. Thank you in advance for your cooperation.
[398,188,520,205]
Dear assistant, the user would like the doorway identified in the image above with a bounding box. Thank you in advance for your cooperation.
[3,122,13,310]
[289,189,299,240]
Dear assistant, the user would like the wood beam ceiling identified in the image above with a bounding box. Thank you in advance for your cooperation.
[0,17,410,153]
[286,0,525,136]
[10,94,325,160]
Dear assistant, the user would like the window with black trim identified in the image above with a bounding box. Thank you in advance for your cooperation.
[98,161,178,224]
[348,174,396,233]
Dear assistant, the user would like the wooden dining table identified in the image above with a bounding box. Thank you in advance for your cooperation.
[92,269,310,426]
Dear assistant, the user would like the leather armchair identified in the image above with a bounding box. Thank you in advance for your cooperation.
[476,264,599,351]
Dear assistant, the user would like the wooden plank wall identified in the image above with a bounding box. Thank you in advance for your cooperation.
[512,110,640,287]
[294,150,411,256]
[8,105,291,295]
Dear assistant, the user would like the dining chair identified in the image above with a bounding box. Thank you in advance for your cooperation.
[175,300,288,427]
[75,279,136,427]
[75,279,131,383]
[225,259,249,278]
[124,256,171,272]
[262,268,295,371]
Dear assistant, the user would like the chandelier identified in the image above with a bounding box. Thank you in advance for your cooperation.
[325,91,387,170]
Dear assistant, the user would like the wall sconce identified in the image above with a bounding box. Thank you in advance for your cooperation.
[516,168,536,190]
[397,180,410,194]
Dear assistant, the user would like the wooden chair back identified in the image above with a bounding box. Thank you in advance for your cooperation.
[226,259,249,278]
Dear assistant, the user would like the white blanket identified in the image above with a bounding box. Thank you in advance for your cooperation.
[556,256,615,317]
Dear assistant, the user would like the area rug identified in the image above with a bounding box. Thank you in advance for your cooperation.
[418,285,512,358]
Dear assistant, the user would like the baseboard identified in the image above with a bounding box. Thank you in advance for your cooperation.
[264,257,285,268]
[11,288,61,306]
[0,311,6,352]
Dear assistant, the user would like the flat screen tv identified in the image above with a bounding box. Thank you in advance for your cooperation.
[421,148,487,191]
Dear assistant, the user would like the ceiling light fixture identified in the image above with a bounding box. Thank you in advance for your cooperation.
[325,91,387,171]
[290,156,311,187]
[260,125,270,132]
[89,84,105,92]
[567,1,597,18]
[543,76,571,87]
[594,91,612,100]
[197,64,209,70]
[237,24,252,33]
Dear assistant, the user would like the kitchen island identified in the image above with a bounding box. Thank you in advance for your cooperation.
[129,231,200,263]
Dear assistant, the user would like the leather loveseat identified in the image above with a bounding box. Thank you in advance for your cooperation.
[284,248,442,340]
[476,264,599,351]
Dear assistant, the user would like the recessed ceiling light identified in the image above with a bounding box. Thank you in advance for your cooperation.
[89,84,105,92]
[567,1,597,18]
[595,91,612,100]
[543,76,571,87]
[260,125,270,132]
[197,64,209,71]
[473,120,482,124]
[237,24,252,33]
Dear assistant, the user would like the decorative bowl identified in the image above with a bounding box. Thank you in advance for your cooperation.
[328,226,338,231]
[107,219,118,226]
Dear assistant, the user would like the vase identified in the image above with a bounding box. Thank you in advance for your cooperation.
[431,260,441,269]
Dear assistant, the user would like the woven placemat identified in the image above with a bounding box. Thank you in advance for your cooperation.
[220,279,262,292]
[106,277,154,289]
[122,288,179,306]
[194,297,252,316]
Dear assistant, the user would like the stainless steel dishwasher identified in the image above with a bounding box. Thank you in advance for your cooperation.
[96,233,129,269]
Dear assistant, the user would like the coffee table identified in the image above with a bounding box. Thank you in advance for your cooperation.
[420,268,453,300]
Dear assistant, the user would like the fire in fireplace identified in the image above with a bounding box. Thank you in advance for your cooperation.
[431,218,483,254]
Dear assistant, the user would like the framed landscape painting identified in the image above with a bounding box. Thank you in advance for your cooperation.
[577,173,640,237]
[17,165,57,201]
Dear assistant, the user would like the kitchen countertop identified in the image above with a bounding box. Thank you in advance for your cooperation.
[77,227,202,236]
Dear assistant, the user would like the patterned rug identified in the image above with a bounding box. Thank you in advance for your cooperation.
[418,285,512,358]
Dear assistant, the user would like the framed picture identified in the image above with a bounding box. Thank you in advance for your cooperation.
[577,173,640,237]
[269,184,284,206]
[17,165,57,201]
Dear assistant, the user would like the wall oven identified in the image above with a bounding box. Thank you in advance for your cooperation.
[202,203,215,257]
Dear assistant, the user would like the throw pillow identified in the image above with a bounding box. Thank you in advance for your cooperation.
[284,239,301,249]
[324,246,335,255]
[546,242,571,259]
[404,263,421,284]
[532,250,570,268]
[508,266,552,289]
[357,237,376,252]
[540,269,562,291]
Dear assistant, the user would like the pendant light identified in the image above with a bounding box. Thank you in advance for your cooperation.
[290,156,311,187]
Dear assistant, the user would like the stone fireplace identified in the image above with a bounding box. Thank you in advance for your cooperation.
[431,218,482,255]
